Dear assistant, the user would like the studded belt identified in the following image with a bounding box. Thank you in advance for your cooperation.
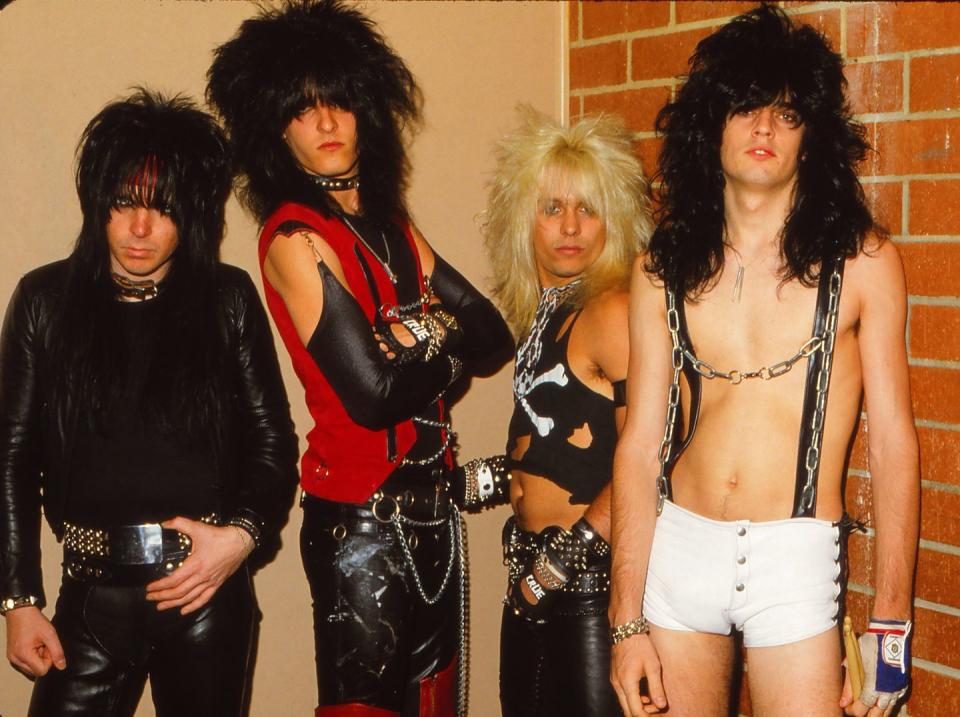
[62,520,196,585]
[502,517,610,595]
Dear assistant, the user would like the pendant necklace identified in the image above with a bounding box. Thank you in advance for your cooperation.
[729,246,765,303]
[339,212,398,285]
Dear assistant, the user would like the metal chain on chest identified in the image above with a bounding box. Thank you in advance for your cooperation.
[400,417,457,467]
[513,280,581,400]
[655,290,684,514]
[683,335,823,384]
[797,265,843,512]
[656,263,843,514]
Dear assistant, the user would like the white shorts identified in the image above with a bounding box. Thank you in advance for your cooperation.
[643,500,841,648]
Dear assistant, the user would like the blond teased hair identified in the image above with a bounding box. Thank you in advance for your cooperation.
[483,107,653,337]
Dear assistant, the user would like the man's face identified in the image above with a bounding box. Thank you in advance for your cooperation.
[532,191,606,288]
[720,104,804,192]
[107,200,179,282]
[284,102,359,179]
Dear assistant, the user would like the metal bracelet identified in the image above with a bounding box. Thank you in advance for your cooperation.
[225,515,262,549]
[0,594,40,615]
[610,615,650,645]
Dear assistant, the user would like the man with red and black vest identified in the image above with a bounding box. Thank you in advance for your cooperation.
[207,2,512,715]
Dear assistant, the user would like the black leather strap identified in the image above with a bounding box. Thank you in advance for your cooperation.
[791,256,845,518]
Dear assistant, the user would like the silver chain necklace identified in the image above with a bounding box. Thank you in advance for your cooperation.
[339,212,398,285]
[513,280,581,400]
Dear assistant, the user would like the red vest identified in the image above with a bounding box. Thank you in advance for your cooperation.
[258,202,428,503]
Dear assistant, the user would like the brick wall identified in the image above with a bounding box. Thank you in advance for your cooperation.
[569,2,960,715]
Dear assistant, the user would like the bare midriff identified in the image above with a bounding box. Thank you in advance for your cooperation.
[510,470,586,533]
[670,272,862,523]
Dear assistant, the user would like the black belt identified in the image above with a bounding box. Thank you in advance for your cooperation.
[62,521,194,585]
[502,517,610,595]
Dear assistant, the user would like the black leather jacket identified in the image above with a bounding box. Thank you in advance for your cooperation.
[0,260,300,606]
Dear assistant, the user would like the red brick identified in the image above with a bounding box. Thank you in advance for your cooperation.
[848,3,960,58]
[636,136,662,183]
[917,426,960,488]
[866,118,960,177]
[863,181,902,235]
[919,483,960,547]
[899,242,960,296]
[911,665,960,717]
[913,603,960,670]
[911,179,960,236]
[845,60,904,115]
[851,532,960,609]
[569,95,582,122]
[569,1,579,43]
[570,40,628,90]
[675,1,756,24]
[848,530,874,588]
[583,1,670,39]
[912,53,960,113]
[583,86,671,135]
[844,472,872,521]
[849,419,869,472]
[916,545,960,609]
[909,365,960,426]
[910,304,960,362]
[791,9,841,55]
[631,27,713,82]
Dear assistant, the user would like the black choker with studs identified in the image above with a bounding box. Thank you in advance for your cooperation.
[310,174,359,191]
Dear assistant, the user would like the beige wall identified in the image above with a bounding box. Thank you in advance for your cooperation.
[0,1,562,715]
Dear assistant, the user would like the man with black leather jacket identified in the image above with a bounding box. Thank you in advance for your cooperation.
[0,90,299,717]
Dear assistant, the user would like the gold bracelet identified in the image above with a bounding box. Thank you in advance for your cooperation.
[610,615,649,645]
[0,595,39,615]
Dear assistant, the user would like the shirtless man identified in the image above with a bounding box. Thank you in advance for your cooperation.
[608,7,919,717]
[459,109,651,716]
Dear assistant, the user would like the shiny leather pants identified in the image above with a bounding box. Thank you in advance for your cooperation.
[500,592,623,717]
[301,496,459,716]
[28,567,258,717]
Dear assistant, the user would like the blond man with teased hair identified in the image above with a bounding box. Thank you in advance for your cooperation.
[456,108,651,716]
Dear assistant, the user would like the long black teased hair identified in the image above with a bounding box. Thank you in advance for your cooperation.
[648,4,876,299]
[47,89,232,436]
[206,0,421,228]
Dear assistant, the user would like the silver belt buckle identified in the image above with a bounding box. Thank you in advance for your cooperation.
[111,524,164,565]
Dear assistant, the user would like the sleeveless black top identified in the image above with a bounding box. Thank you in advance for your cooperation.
[507,295,618,505]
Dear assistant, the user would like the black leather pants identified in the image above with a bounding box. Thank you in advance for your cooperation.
[301,493,459,716]
[499,520,622,717]
[28,567,258,717]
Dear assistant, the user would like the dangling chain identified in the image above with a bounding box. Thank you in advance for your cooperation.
[456,512,470,717]
[513,280,581,400]
[391,505,469,716]
[797,267,843,512]
[391,509,458,604]
[656,263,843,514]
[400,417,457,467]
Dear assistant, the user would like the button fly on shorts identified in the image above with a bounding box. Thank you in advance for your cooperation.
[732,521,750,608]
